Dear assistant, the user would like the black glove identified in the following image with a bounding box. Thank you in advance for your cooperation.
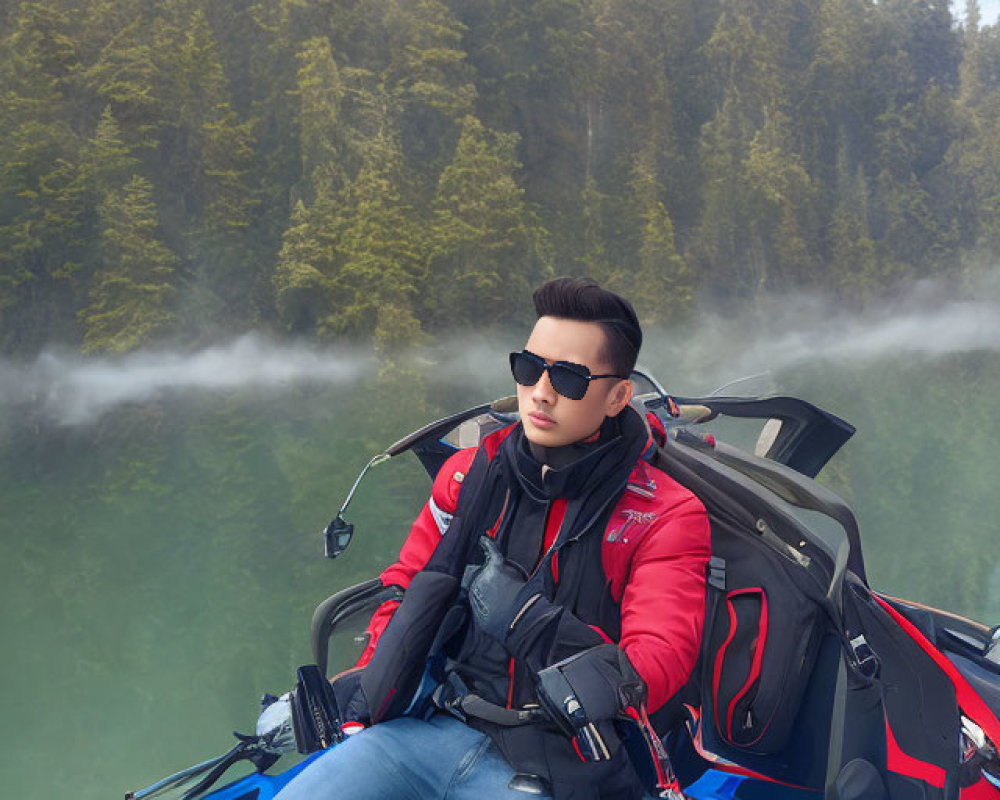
[467,536,536,641]
[467,537,603,670]
[535,644,647,761]
[290,664,349,752]
[330,668,370,733]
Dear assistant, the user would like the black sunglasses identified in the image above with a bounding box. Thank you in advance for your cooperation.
[509,350,624,401]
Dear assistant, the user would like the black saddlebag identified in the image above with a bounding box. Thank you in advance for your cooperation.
[701,547,826,755]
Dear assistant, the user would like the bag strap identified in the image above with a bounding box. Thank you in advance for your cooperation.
[432,668,544,726]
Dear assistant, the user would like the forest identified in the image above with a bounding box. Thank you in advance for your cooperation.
[1,0,999,357]
[4,6,1000,795]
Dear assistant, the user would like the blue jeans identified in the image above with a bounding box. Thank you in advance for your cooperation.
[273,713,553,799]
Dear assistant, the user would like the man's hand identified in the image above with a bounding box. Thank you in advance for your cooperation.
[468,536,539,641]
[535,645,647,762]
[330,668,370,735]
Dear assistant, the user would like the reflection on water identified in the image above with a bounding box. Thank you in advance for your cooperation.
[3,317,1000,799]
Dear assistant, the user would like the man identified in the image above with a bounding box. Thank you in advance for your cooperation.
[277,278,711,799]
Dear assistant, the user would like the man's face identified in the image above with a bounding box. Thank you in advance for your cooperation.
[516,316,633,447]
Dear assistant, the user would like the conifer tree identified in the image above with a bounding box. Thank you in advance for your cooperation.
[191,103,263,329]
[427,115,550,328]
[84,105,140,192]
[0,2,87,350]
[804,0,880,175]
[579,176,613,284]
[273,177,338,335]
[586,0,696,273]
[743,110,816,288]
[949,6,1000,259]
[610,146,692,324]
[873,0,961,101]
[871,98,961,280]
[80,174,178,352]
[294,36,347,188]
[330,126,426,349]
[245,0,311,244]
[383,0,476,167]
[271,36,351,335]
[695,90,759,294]
[455,0,597,239]
[82,16,162,146]
[828,142,879,297]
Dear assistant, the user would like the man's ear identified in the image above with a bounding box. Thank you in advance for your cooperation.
[606,379,633,416]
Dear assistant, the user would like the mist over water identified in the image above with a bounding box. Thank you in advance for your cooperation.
[3,271,998,428]
[645,271,1000,395]
[436,271,1000,401]
[0,333,371,426]
[3,271,1000,800]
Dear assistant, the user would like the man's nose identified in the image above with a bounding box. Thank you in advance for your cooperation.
[531,368,558,404]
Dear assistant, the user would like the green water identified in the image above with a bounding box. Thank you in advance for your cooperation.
[3,337,1000,799]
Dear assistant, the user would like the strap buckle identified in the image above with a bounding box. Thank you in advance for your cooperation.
[708,556,726,591]
[849,633,879,678]
[431,670,470,722]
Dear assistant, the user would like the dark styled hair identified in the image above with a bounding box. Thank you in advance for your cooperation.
[532,277,642,377]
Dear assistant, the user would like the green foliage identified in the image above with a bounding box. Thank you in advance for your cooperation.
[273,196,334,333]
[0,2,89,348]
[0,0,998,352]
[427,115,550,328]
[329,126,425,344]
[79,174,178,352]
[294,36,346,185]
[607,145,692,323]
[828,144,879,296]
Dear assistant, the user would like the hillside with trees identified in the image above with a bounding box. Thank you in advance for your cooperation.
[1,0,998,356]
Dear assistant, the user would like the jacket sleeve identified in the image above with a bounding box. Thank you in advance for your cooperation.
[354,447,476,667]
[618,494,711,712]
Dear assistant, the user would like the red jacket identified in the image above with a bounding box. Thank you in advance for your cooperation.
[360,434,711,713]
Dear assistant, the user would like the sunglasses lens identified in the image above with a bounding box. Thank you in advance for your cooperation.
[510,352,545,386]
[510,352,592,400]
[548,365,589,400]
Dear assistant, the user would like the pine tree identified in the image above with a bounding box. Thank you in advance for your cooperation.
[80,174,178,353]
[246,0,311,247]
[383,0,476,168]
[743,109,816,289]
[609,146,692,324]
[694,90,759,295]
[273,183,337,335]
[294,36,347,188]
[81,15,162,147]
[949,5,1000,260]
[0,2,88,350]
[455,0,597,245]
[579,176,613,284]
[426,115,550,329]
[190,102,263,330]
[828,141,879,298]
[329,126,426,349]
[585,0,697,274]
[84,105,140,192]
[873,0,961,102]
[870,97,961,280]
[803,0,881,176]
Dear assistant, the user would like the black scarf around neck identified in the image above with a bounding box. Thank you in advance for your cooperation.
[510,414,635,502]
[425,405,649,579]
[489,407,649,575]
